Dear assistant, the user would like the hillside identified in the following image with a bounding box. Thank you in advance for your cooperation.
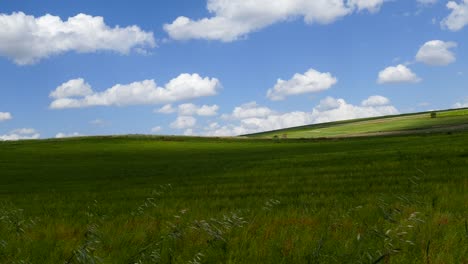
[0,131,467,263]
[246,108,468,139]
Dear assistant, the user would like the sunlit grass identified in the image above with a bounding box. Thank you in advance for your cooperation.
[0,131,467,263]
[248,108,468,138]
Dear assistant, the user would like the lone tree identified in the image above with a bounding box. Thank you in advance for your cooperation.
[430,112,437,118]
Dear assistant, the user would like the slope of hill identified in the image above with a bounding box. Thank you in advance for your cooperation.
[0,131,467,263]
[246,108,468,139]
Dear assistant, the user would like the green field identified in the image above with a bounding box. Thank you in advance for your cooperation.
[247,108,468,139]
[1,112,467,263]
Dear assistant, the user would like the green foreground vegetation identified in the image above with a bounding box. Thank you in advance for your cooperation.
[1,111,468,263]
[248,108,468,139]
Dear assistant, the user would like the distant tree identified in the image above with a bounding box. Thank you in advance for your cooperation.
[430,112,437,118]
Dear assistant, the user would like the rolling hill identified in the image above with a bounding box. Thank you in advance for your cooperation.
[245,107,468,139]
[0,109,467,263]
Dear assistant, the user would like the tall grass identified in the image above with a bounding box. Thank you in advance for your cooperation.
[0,132,466,263]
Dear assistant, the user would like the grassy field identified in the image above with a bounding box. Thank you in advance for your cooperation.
[1,109,468,263]
[247,108,468,139]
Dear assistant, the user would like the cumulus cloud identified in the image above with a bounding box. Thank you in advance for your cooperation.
[151,126,162,133]
[453,99,468,108]
[267,68,337,101]
[441,0,468,31]
[157,103,219,116]
[164,0,384,42]
[310,96,398,124]
[50,74,221,109]
[157,104,176,114]
[228,102,275,119]
[377,64,421,84]
[49,78,93,99]
[184,129,195,136]
[315,96,343,111]
[348,0,386,12]
[204,122,221,131]
[0,128,40,141]
[361,95,390,106]
[55,132,82,138]
[0,112,12,122]
[170,116,197,129]
[416,40,457,66]
[205,96,398,136]
[180,104,219,116]
[0,12,155,65]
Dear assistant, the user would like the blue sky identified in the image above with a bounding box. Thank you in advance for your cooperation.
[0,0,467,139]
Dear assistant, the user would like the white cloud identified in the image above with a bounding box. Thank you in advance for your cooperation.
[416,40,457,66]
[361,95,390,106]
[441,0,468,31]
[0,112,12,122]
[178,104,219,116]
[0,128,40,141]
[229,102,275,119]
[12,128,36,134]
[184,128,195,136]
[157,104,176,114]
[50,74,221,109]
[0,12,155,65]
[315,96,343,111]
[239,112,314,134]
[151,126,162,133]
[156,103,219,116]
[205,96,398,136]
[310,96,398,124]
[453,99,468,108]
[50,98,83,109]
[196,105,219,116]
[348,0,386,12]
[170,116,197,129]
[55,132,82,138]
[377,64,421,84]
[205,122,221,131]
[267,68,337,101]
[164,0,384,42]
[50,78,93,99]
